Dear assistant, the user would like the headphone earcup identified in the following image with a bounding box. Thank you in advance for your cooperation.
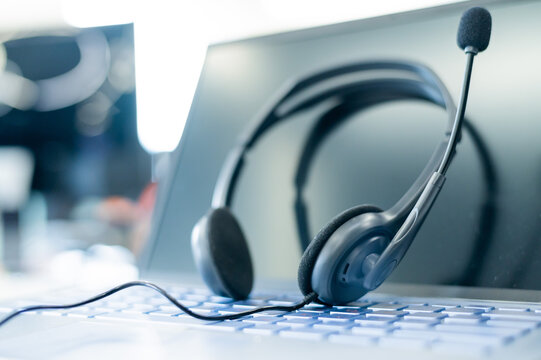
[297,204,383,296]
[191,207,253,300]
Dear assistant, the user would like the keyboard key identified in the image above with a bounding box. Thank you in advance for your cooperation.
[195,303,225,310]
[400,301,429,306]
[393,329,439,341]
[162,287,189,296]
[142,296,164,304]
[279,318,320,328]
[117,295,146,304]
[65,309,110,318]
[355,317,397,327]
[232,300,267,309]
[243,324,289,335]
[351,326,392,336]
[283,312,316,319]
[406,305,444,313]
[368,303,407,311]
[22,310,44,315]
[242,316,282,324]
[160,303,197,312]
[280,328,336,341]
[268,300,296,306]
[442,315,485,325]
[182,294,209,302]
[186,306,219,315]
[120,308,157,315]
[120,305,158,314]
[442,308,482,316]
[147,309,182,317]
[366,310,406,318]
[268,295,302,306]
[328,308,366,316]
[61,306,94,312]
[301,304,329,312]
[207,295,233,304]
[175,314,221,325]
[301,309,329,315]
[497,306,530,312]
[202,302,229,309]
[328,334,376,346]
[217,307,253,315]
[404,312,447,321]
[25,307,68,317]
[429,303,459,309]
[339,301,373,309]
[313,321,355,331]
[204,321,253,332]
[131,303,159,309]
[396,320,439,329]
[317,314,360,322]
[464,304,495,311]
[250,310,286,317]
[145,297,169,306]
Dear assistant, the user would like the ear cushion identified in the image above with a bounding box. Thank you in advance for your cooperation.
[297,204,383,296]
[192,207,253,300]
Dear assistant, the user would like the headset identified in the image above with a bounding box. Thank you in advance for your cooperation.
[191,7,493,306]
[0,7,493,327]
[192,63,461,305]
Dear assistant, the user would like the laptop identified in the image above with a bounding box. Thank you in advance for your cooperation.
[1,0,541,358]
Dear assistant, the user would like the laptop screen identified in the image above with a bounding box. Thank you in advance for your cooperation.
[143,0,541,293]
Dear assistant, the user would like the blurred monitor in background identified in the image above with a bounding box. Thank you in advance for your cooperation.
[0,24,151,273]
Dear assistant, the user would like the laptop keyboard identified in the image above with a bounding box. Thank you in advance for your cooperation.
[4,285,541,356]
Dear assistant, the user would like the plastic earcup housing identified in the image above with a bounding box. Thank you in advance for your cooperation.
[309,209,394,304]
[191,207,254,299]
[297,205,383,298]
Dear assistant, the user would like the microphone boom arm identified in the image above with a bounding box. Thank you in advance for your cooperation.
[363,51,477,290]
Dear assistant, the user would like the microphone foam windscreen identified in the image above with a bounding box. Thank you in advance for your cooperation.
[457,7,492,52]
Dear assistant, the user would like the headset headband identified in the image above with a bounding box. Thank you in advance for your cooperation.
[211,60,456,225]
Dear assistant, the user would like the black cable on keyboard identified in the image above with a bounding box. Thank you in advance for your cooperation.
[0,280,319,327]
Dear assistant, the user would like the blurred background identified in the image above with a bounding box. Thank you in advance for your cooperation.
[0,0,462,287]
